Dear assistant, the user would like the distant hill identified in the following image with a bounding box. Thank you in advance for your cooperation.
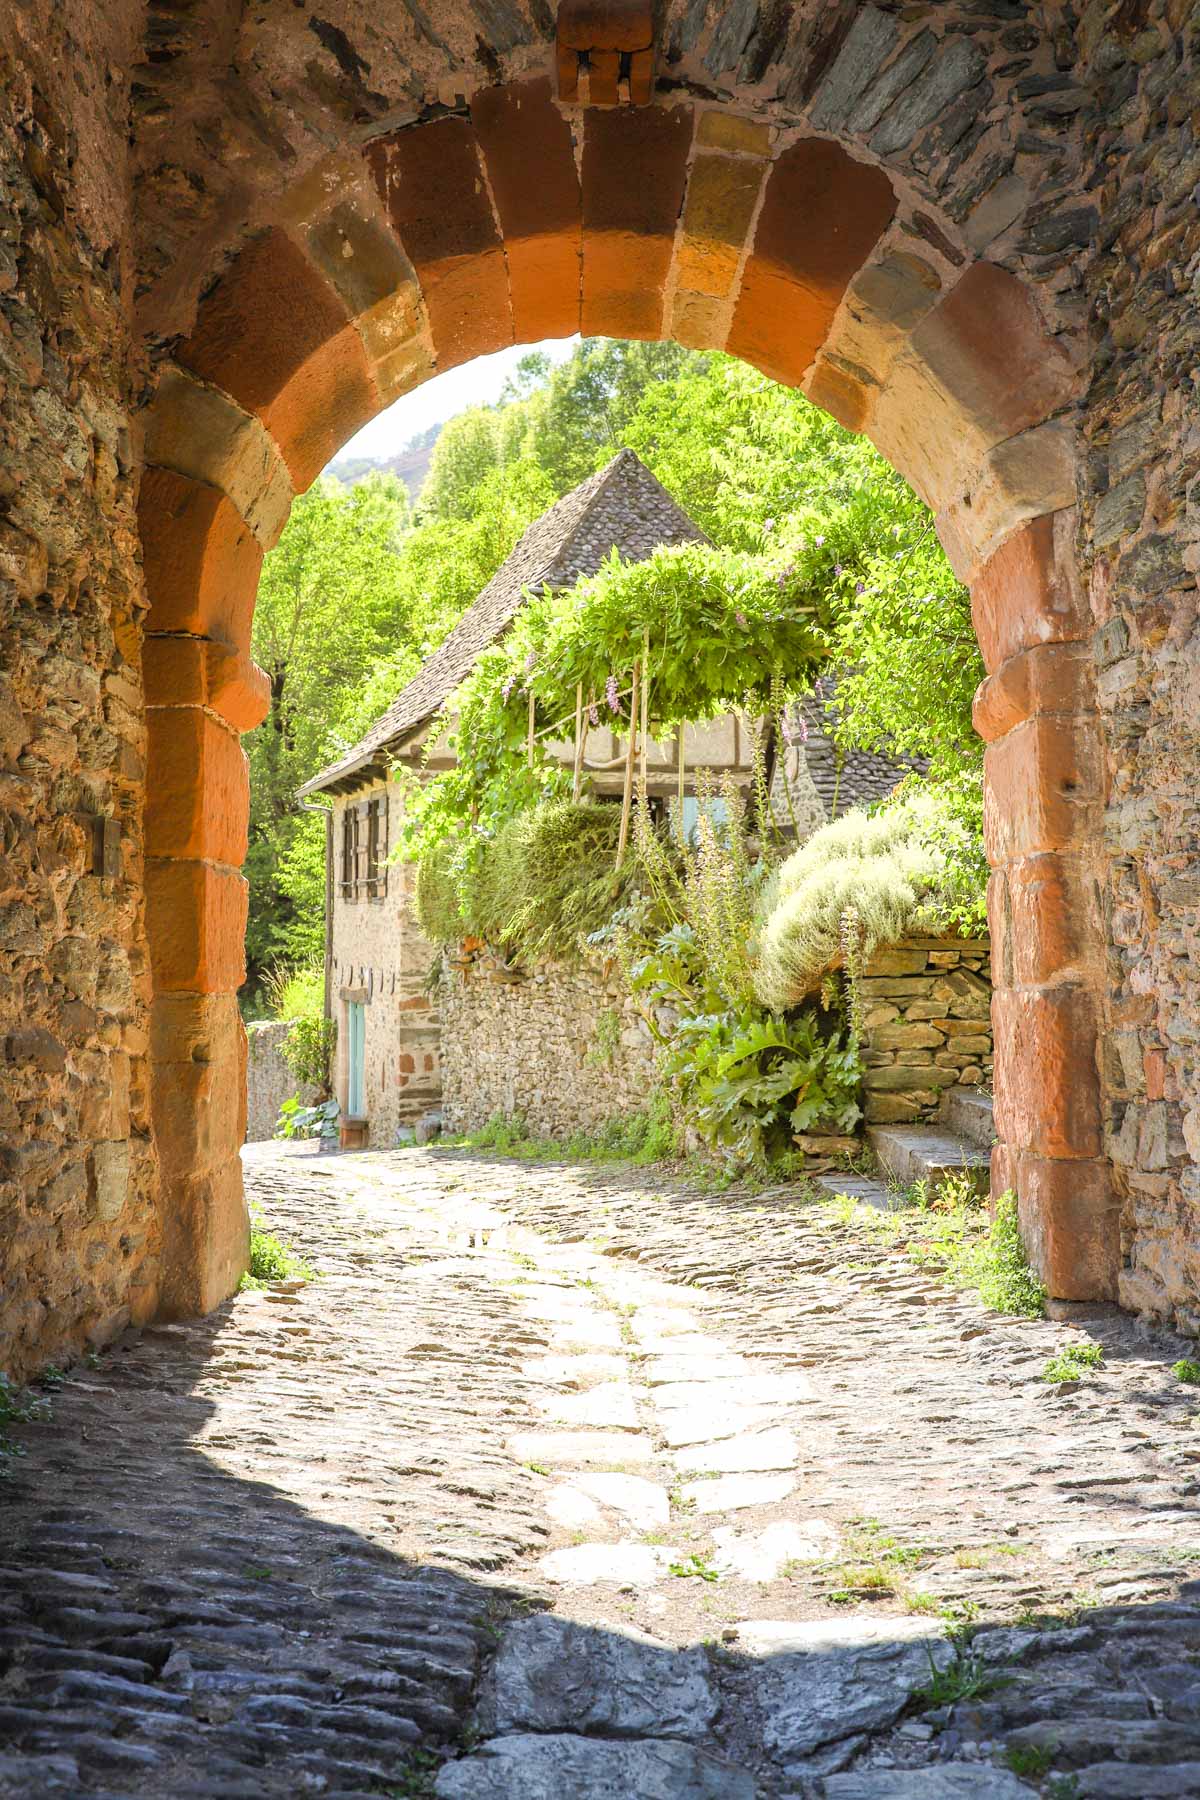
[328,422,442,500]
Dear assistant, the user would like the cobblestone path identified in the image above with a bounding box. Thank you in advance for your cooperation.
[3,1144,1200,1798]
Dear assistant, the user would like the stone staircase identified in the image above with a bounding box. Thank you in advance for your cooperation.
[815,1089,995,1207]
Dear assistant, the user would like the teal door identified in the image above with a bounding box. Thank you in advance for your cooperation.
[347,1001,365,1117]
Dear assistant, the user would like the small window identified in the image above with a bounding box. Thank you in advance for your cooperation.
[339,794,387,902]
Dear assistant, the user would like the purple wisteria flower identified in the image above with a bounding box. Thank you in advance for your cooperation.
[814,535,825,547]
[524,649,537,673]
[735,611,748,628]
[855,581,865,595]
[606,673,621,715]
[501,674,516,702]
[588,701,600,727]
[834,563,844,577]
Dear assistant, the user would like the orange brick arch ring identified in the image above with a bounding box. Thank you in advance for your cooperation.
[140,82,1113,1320]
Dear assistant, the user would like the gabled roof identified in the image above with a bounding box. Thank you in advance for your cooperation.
[300,449,707,797]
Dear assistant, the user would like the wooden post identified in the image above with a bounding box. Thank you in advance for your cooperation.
[616,662,638,868]
[527,690,535,769]
[639,628,649,800]
[572,681,584,802]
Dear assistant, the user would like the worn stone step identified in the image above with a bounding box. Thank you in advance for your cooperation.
[866,1125,990,1197]
[938,1086,995,1151]
[810,1172,894,1211]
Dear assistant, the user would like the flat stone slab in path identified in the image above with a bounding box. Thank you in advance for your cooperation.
[434,1732,758,1798]
[477,1613,719,1739]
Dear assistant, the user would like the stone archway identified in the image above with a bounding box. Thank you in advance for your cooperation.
[136,72,1114,1318]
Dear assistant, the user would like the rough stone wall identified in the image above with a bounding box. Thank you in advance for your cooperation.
[0,8,159,1380]
[1072,3,1200,1333]
[440,953,658,1141]
[244,1021,320,1144]
[860,939,993,1126]
[328,781,439,1146]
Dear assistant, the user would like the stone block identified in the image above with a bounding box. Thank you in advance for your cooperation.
[156,1155,249,1320]
[912,261,1077,445]
[991,987,1101,1160]
[145,708,249,865]
[139,468,263,653]
[729,139,896,386]
[864,1064,957,1092]
[369,118,513,369]
[851,251,942,333]
[143,635,270,735]
[807,359,872,433]
[970,511,1087,673]
[1005,853,1088,987]
[146,859,248,994]
[972,641,1092,743]
[938,423,1079,584]
[152,1041,246,1177]
[144,365,295,551]
[150,992,245,1067]
[867,1022,945,1051]
[305,194,418,324]
[176,227,377,488]
[983,716,1102,864]
[89,1141,130,1224]
[808,7,901,133]
[675,153,764,299]
[695,111,770,156]
[581,104,693,339]
[670,289,728,350]
[471,80,582,342]
[1015,1155,1119,1302]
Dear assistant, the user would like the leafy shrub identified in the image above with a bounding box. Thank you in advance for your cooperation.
[1043,1342,1103,1383]
[281,1015,335,1089]
[263,956,325,1021]
[416,799,636,962]
[1173,1359,1200,1385]
[240,1224,315,1290]
[958,1192,1046,1318]
[276,1095,340,1141]
[0,1372,47,1473]
[754,783,987,1011]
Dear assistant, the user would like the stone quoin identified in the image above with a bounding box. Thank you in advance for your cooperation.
[1,0,1198,1375]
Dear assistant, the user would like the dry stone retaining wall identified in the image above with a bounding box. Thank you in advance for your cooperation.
[860,939,993,1126]
[244,1021,321,1145]
[440,954,658,1142]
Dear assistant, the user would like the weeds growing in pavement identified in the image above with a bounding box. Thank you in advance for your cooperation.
[820,1518,926,1604]
[669,1552,720,1582]
[239,1220,316,1291]
[1043,1342,1103,1384]
[1004,1742,1056,1778]
[1172,1358,1200,1385]
[888,1188,1045,1318]
[914,1644,1010,1708]
[0,1372,48,1475]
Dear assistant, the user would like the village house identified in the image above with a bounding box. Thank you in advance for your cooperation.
[299,450,912,1150]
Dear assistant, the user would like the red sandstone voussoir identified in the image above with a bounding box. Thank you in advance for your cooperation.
[970,511,1087,673]
[991,987,1101,1160]
[729,139,895,385]
[581,104,692,339]
[1015,1156,1119,1302]
[176,228,377,489]
[140,468,263,654]
[983,715,1102,863]
[368,117,514,367]
[145,709,249,866]
[146,859,248,994]
[972,641,1091,743]
[1007,853,1087,988]
[912,261,1078,446]
[144,635,270,735]
[471,80,581,342]
[155,1155,248,1320]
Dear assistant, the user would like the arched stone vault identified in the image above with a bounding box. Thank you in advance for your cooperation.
[4,0,1199,1378]
[139,72,1113,1316]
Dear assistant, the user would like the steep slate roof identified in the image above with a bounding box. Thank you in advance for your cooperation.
[789,684,924,816]
[300,449,707,797]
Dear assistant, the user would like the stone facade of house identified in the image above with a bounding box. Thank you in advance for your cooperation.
[327,779,441,1149]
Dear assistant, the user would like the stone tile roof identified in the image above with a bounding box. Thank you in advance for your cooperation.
[301,449,706,796]
[789,683,923,817]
